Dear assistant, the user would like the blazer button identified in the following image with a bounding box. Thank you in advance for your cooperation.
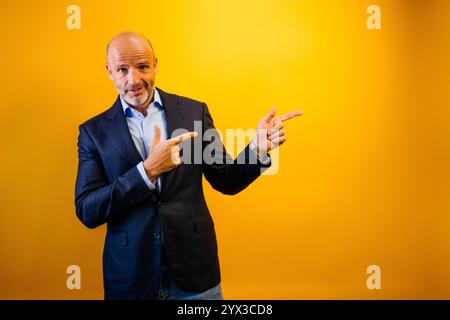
[158,201,165,208]
[153,233,160,239]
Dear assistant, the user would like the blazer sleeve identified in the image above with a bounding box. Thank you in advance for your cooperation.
[74,124,153,229]
[201,103,271,195]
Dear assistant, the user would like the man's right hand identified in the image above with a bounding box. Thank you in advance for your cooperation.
[143,125,197,181]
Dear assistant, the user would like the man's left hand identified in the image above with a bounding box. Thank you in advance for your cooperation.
[251,107,303,159]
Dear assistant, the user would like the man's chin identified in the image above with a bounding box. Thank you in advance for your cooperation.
[124,93,149,108]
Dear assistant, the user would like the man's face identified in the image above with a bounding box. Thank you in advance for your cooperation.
[106,37,157,108]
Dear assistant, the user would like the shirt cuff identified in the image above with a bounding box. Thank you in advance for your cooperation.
[257,153,271,165]
[249,142,271,165]
[137,162,157,190]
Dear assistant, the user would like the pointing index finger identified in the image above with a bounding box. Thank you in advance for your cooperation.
[168,131,198,145]
[277,110,303,122]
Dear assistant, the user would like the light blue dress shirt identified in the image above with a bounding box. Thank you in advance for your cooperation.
[121,88,167,192]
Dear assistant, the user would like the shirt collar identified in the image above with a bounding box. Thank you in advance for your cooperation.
[121,88,163,117]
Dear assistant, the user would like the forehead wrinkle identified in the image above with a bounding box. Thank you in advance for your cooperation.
[109,51,153,65]
[111,58,151,67]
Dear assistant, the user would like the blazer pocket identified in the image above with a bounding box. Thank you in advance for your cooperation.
[105,232,128,247]
[193,216,215,233]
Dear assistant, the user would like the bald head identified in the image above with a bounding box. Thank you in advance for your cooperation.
[107,31,155,62]
[105,31,158,110]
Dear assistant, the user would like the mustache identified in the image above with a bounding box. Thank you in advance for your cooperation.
[125,81,148,92]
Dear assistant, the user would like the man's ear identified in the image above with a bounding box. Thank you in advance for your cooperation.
[106,63,114,80]
[154,57,158,75]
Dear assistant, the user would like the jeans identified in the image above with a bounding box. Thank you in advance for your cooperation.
[154,266,224,300]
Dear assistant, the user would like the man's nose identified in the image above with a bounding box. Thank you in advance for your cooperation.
[127,68,140,85]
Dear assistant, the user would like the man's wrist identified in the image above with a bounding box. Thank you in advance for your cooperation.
[143,160,159,181]
[249,140,269,163]
[136,162,157,191]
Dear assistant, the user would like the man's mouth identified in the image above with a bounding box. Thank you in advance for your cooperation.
[128,87,144,95]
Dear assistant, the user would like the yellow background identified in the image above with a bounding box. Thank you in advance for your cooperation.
[1,0,449,299]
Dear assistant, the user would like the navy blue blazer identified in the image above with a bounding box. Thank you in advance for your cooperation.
[75,88,270,299]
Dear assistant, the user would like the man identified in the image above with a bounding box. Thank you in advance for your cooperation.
[75,31,302,300]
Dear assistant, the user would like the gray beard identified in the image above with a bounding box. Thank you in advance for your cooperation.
[123,90,150,108]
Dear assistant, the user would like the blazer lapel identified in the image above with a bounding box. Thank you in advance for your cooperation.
[103,96,144,168]
[157,88,185,199]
